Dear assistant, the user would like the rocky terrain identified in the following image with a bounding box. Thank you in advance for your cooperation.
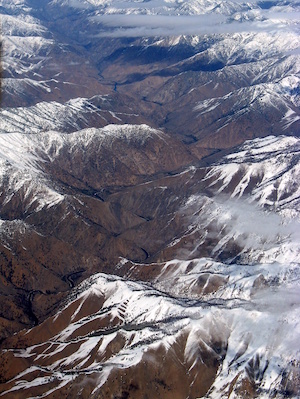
[0,0,299,398]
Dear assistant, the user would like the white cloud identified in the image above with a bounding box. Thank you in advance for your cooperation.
[92,9,300,37]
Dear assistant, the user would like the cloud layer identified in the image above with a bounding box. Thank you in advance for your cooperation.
[80,0,300,38]
[92,9,300,37]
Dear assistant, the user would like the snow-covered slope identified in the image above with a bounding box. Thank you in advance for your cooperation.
[0,96,144,134]
[0,133,64,214]
[0,122,191,223]
[1,4,55,100]
[204,135,300,214]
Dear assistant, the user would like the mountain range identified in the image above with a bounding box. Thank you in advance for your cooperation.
[0,0,299,398]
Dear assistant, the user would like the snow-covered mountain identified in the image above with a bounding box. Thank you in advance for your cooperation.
[1,265,299,399]
[0,0,299,398]
[0,133,299,398]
